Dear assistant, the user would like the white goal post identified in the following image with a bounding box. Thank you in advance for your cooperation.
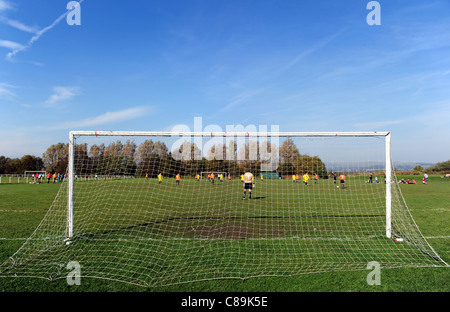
[67,131,393,239]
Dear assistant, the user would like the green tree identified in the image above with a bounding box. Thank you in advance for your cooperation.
[428,160,450,172]
[20,155,44,173]
[0,156,12,174]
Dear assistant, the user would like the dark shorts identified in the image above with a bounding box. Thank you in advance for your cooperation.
[340,180,345,183]
[244,183,252,190]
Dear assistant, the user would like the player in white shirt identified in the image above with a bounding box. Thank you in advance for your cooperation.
[242,169,255,200]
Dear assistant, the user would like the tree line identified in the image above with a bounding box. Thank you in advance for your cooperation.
[421,160,450,173]
[1,138,330,178]
[0,155,44,175]
[3,138,448,177]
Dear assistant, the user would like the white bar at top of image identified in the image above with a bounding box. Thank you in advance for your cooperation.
[70,131,390,137]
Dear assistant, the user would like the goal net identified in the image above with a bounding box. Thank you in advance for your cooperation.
[0,131,447,286]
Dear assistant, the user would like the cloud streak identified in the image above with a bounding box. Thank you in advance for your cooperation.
[0,16,39,33]
[0,39,25,50]
[275,31,342,75]
[220,89,262,112]
[6,0,85,60]
[45,86,81,106]
[51,106,150,130]
[0,0,12,11]
[353,120,404,129]
[0,82,17,100]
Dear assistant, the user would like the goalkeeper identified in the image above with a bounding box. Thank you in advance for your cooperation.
[242,169,255,200]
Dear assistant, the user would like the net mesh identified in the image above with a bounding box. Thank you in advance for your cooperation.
[0,133,446,286]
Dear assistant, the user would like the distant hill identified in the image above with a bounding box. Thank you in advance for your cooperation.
[324,161,436,172]
[393,162,435,171]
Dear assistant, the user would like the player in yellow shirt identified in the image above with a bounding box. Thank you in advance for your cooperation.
[292,174,297,183]
[240,174,244,183]
[242,169,255,200]
[303,173,309,186]
[157,173,163,184]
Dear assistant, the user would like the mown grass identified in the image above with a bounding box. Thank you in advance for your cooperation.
[0,175,448,292]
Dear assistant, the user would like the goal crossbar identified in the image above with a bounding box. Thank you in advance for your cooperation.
[70,130,390,137]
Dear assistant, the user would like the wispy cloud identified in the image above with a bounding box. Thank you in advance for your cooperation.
[52,106,150,130]
[353,120,404,129]
[0,39,24,50]
[211,31,342,118]
[354,99,450,131]
[6,0,85,60]
[0,0,40,60]
[45,86,81,106]
[0,82,17,100]
[220,89,262,112]
[0,0,12,11]
[0,16,39,33]
[276,31,342,75]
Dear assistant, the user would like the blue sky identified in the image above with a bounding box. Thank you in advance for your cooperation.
[0,0,449,163]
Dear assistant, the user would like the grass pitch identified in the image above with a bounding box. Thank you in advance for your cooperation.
[0,175,448,291]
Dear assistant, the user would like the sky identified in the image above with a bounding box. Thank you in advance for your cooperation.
[0,0,449,163]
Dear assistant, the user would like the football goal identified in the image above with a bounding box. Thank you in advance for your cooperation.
[0,131,447,286]
[24,170,47,177]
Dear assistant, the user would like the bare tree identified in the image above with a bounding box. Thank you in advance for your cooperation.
[122,140,137,159]
[279,138,300,164]
[103,140,123,157]
[42,143,69,172]
[89,144,105,158]
[137,139,155,162]
[153,141,168,158]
